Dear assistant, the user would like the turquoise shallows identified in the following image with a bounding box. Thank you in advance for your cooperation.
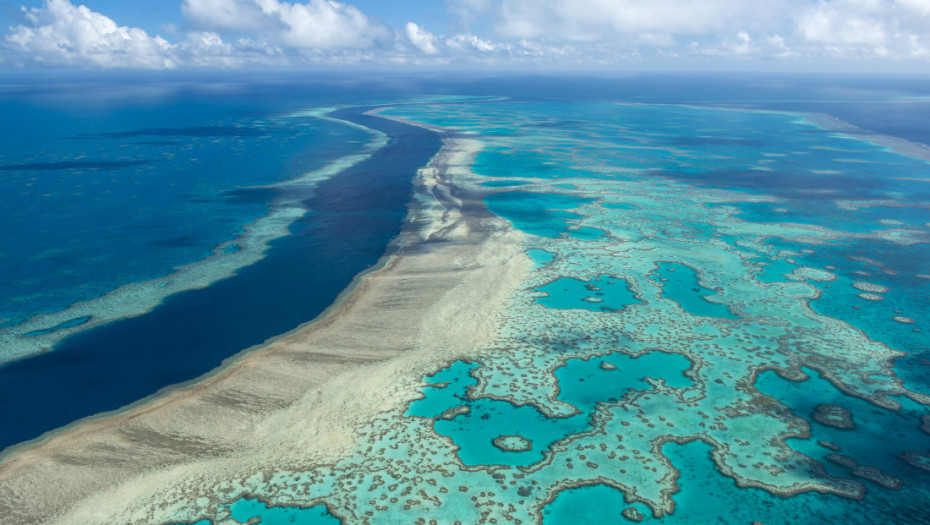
[554,351,694,413]
[756,368,930,487]
[567,226,607,241]
[601,202,638,210]
[527,249,556,268]
[484,191,594,238]
[408,361,588,467]
[405,360,480,418]
[481,180,533,187]
[535,275,639,312]
[228,497,340,524]
[648,262,738,319]
[433,397,590,467]
[754,257,800,284]
[543,441,868,524]
[166,89,930,525]
[409,353,692,468]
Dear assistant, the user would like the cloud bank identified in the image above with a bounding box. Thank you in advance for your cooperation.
[4,0,175,68]
[181,0,390,49]
[3,0,930,69]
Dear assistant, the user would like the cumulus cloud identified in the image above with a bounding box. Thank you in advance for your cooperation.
[4,0,930,69]
[798,0,888,46]
[181,0,390,49]
[445,0,930,63]
[405,22,439,54]
[449,0,797,40]
[177,31,283,68]
[445,32,500,53]
[4,0,176,68]
[795,0,930,58]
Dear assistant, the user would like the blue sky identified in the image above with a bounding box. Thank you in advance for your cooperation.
[1,0,930,70]
[0,0,454,34]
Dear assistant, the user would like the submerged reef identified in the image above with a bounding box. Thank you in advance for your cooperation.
[156,101,930,524]
[4,99,929,525]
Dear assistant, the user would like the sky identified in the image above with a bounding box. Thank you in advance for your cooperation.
[1,0,930,71]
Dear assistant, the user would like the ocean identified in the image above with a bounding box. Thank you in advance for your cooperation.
[0,78,441,451]
[1,73,929,524]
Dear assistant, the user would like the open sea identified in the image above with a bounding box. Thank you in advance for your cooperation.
[0,77,442,451]
[1,74,929,524]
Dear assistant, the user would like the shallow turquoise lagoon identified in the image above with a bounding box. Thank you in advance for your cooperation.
[527,249,556,268]
[434,397,590,466]
[543,441,879,524]
[409,353,693,468]
[757,368,930,488]
[485,191,594,238]
[481,180,533,187]
[601,202,638,210]
[409,361,589,466]
[170,497,339,525]
[405,360,480,419]
[535,275,639,312]
[381,98,930,524]
[554,351,693,413]
[228,497,339,525]
[648,262,738,319]
[762,237,928,359]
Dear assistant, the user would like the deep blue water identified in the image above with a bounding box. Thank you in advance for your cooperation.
[0,107,440,452]
[0,95,370,331]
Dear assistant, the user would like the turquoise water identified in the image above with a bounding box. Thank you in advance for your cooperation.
[648,262,738,319]
[527,249,556,268]
[409,361,590,467]
[228,497,339,524]
[407,353,694,468]
[543,441,865,524]
[481,180,533,187]
[154,81,930,524]
[485,191,594,238]
[545,367,930,524]
[757,368,930,488]
[554,351,693,413]
[405,360,481,419]
[536,275,640,312]
[374,98,930,523]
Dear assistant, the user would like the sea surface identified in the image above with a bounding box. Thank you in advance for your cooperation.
[0,79,441,451]
[2,74,930,524]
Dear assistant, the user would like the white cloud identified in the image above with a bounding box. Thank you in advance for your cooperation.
[181,0,390,49]
[4,0,176,68]
[177,31,283,68]
[798,0,888,46]
[795,0,930,58]
[405,22,439,54]
[897,0,930,15]
[5,0,930,69]
[444,0,930,63]
[449,0,796,41]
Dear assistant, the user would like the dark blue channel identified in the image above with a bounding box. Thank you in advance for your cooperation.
[0,108,440,453]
